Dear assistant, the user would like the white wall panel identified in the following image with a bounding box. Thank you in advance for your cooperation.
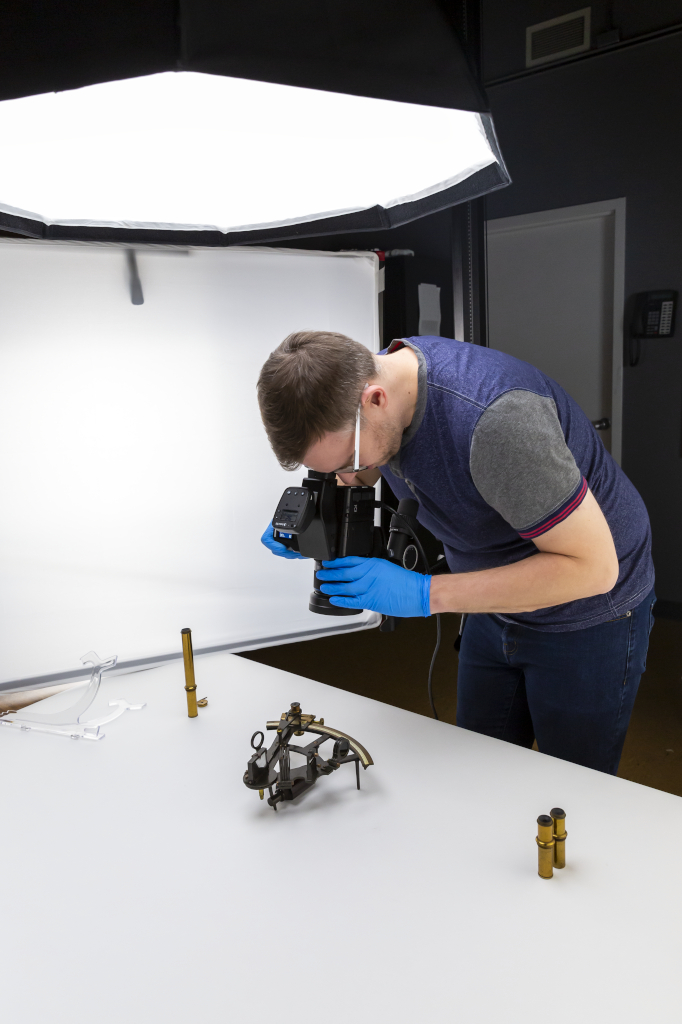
[0,242,379,686]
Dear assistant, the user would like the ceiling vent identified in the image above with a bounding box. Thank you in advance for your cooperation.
[526,8,591,68]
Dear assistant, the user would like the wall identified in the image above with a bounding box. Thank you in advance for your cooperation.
[483,1,682,603]
[484,1,682,81]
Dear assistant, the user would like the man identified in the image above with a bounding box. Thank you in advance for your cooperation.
[257,330,655,774]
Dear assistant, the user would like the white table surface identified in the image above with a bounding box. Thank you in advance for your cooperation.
[1,651,680,1023]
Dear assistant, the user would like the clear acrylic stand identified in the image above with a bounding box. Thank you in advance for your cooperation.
[0,651,146,741]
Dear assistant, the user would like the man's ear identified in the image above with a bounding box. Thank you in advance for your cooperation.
[363,384,387,410]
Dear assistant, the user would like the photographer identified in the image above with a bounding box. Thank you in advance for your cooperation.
[258,330,655,775]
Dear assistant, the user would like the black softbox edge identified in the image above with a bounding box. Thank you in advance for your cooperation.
[0,162,510,248]
[0,1,490,113]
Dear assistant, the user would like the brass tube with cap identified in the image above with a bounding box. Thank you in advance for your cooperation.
[536,814,555,879]
[551,807,567,869]
[181,627,198,718]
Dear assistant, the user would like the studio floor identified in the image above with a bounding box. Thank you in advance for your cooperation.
[241,612,682,798]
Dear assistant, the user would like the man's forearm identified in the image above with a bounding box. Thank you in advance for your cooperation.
[429,551,612,615]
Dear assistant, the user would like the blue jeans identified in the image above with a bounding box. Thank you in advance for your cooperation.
[456,588,656,774]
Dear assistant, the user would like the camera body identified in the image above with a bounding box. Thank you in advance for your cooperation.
[272,471,379,615]
[272,471,423,617]
[273,471,377,561]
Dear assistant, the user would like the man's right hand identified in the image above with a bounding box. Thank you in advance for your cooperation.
[261,523,307,559]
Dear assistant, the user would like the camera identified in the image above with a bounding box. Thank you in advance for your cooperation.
[272,471,422,616]
[272,471,378,615]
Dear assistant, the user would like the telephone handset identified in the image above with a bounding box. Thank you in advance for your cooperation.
[629,290,677,366]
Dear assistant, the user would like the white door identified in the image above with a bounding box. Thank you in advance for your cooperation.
[486,199,625,462]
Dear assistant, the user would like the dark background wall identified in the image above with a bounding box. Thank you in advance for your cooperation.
[484,1,682,81]
[482,1,682,604]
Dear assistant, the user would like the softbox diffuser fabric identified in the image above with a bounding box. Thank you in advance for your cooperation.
[0,72,508,246]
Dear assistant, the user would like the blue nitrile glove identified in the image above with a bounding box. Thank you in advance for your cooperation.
[317,557,431,617]
[261,523,307,560]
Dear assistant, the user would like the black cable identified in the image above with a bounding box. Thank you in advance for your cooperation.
[378,502,429,574]
[427,614,442,720]
[378,502,443,719]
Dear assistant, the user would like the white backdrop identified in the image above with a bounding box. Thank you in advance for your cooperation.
[0,242,379,686]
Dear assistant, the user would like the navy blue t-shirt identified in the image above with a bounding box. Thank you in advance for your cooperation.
[380,337,654,632]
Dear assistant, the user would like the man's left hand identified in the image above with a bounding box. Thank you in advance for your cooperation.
[317,557,431,617]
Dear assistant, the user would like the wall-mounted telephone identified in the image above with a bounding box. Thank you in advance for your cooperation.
[629,290,677,366]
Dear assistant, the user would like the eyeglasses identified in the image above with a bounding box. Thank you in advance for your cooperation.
[335,388,369,474]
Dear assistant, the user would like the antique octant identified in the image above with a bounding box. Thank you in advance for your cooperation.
[244,702,373,810]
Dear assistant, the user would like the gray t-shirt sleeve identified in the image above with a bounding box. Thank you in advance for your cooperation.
[469,390,582,533]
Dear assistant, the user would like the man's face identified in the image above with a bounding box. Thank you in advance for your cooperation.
[303,413,403,481]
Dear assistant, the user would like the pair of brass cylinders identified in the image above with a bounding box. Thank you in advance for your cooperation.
[536,808,567,879]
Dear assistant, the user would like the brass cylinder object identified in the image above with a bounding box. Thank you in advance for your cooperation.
[551,807,567,869]
[536,814,555,879]
[181,627,198,718]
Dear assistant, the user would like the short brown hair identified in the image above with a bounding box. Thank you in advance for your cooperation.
[257,331,376,470]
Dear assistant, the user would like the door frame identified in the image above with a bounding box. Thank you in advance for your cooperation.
[486,198,626,465]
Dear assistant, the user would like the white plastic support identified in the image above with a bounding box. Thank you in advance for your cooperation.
[2,652,145,740]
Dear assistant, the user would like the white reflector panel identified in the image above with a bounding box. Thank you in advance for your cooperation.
[0,242,380,687]
[0,72,497,232]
